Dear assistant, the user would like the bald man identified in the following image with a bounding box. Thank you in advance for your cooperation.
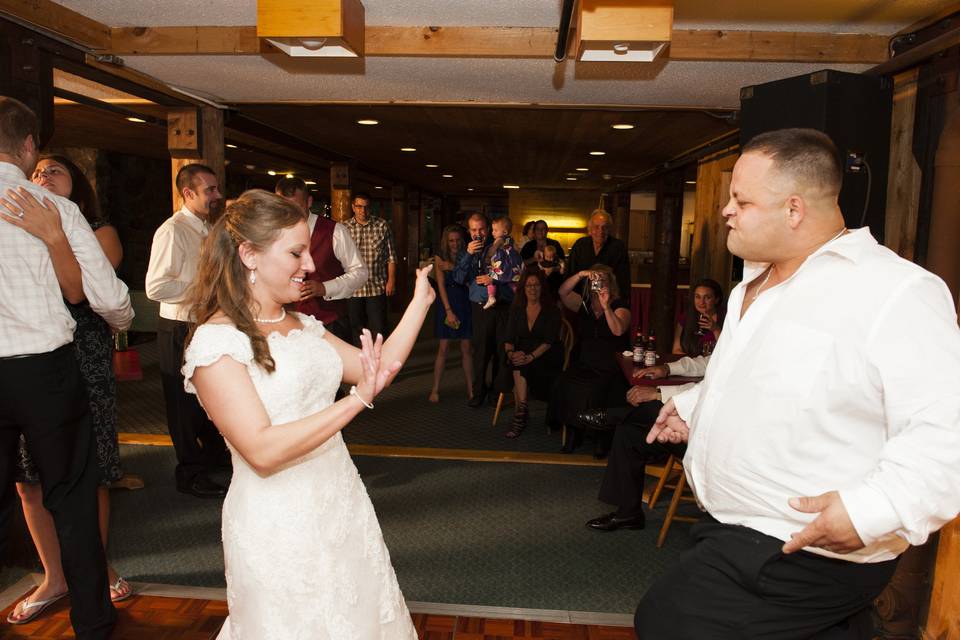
[567,209,630,296]
[636,129,960,639]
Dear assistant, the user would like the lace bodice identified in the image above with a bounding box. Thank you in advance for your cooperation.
[182,313,416,640]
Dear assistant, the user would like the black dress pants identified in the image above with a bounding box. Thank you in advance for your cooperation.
[0,345,115,639]
[469,301,509,400]
[158,318,227,486]
[347,294,389,346]
[635,516,898,640]
[597,400,684,517]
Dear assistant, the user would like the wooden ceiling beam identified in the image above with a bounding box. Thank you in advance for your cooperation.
[0,0,111,49]
[105,25,890,64]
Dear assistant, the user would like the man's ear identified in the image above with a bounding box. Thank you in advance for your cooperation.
[786,194,806,230]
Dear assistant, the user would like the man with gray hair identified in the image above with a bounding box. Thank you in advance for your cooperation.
[0,95,133,638]
[567,209,631,296]
[637,128,960,639]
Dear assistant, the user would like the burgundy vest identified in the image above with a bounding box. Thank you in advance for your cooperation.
[296,216,346,325]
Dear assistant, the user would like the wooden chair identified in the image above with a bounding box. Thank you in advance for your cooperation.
[650,454,699,548]
[493,315,574,427]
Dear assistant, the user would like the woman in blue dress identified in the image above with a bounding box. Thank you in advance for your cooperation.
[429,224,474,402]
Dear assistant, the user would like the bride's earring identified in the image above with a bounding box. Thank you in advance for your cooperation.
[249,269,257,285]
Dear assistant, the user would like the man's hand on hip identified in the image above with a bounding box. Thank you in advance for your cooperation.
[783,491,865,555]
[646,398,689,444]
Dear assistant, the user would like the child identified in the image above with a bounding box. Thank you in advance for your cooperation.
[482,216,522,310]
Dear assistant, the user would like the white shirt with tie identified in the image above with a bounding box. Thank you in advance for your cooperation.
[0,161,133,358]
[672,228,960,563]
[145,205,207,322]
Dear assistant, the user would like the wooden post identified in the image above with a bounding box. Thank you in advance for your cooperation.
[926,83,960,310]
[614,191,631,242]
[689,150,738,293]
[391,185,409,304]
[169,106,224,219]
[926,519,960,639]
[884,68,923,261]
[651,171,684,352]
[330,162,351,222]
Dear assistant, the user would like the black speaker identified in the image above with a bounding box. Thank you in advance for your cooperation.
[739,70,893,244]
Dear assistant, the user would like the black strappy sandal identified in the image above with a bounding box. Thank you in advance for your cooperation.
[505,402,529,438]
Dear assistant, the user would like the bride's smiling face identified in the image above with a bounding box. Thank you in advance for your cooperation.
[250,220,314,304]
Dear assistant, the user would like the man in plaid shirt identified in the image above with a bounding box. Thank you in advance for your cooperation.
[344,193,397,344]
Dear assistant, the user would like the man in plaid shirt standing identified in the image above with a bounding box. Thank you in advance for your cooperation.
[344,192,397,344]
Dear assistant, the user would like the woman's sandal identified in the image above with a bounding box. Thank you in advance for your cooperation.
[110,577,134,603]
[6,590,68,625]
[505,402,529,439]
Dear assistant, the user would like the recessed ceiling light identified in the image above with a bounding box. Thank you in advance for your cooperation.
[285,173,294,179]
[576,167,589,172]
[267,170,277,176]
[244,164,255,170]
[467,188,474,191]
[126,116,146,123]
[357,119,379,125]
[566,177,577,181]
[400,147,416,152]
[442,174,453,178]
[503,184,520,189]
[425,163,439,168]
[226,143,238,149]
[305,180,316,185]
[589,151,606,156]
[685,180,697,185]
[611,124,635,130]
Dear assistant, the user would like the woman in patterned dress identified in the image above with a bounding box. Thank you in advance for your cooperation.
[7,155,130,626]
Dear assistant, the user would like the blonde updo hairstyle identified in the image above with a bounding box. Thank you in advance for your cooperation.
[185,189,305,373]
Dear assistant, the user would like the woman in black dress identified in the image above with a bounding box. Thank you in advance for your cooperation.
[549,264,631,454]
[7,155,130,625]
[502,269,562,438]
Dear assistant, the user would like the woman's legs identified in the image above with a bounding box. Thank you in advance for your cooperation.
[460,340,474,400]
[430,339,450,402]
[506,370,529,438]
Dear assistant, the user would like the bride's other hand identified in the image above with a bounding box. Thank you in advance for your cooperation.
[413,264,436,307]
[355,329,400,405]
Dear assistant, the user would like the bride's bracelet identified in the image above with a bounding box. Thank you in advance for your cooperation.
[349,386,374,410]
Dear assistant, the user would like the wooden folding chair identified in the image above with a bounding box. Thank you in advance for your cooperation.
[651,455,699,548]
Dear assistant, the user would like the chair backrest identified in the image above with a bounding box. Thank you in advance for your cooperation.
[560,316,575,371]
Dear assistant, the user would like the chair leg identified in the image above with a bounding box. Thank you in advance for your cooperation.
[561,424,567,447]
[492,393,505,426]
[647,455,675,510]
[657,471,687,548]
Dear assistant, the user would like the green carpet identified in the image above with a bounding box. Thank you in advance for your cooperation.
[94,444,695,614]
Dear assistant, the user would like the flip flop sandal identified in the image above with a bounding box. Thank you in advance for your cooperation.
[110,577,134,603]
[6,591,68,625]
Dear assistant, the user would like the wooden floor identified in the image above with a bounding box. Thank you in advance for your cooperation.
[1,590,637,639]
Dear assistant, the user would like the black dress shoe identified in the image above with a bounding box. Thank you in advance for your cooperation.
[177,475,227,499]
[576,409,615,431]
[586,511,646,531]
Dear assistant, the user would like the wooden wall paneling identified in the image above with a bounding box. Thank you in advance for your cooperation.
[650,171,684,351]
[614,191,631,243]
[925,78,960,310]
[508,188,599,253]
[926,519,960,640]
[330,162,351,222]
[689,152,737,294]
[885,68,923,261]
[169,106,224,219]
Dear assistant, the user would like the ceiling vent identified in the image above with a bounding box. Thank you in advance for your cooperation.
[577,0,673,62]
[257,0,365,57]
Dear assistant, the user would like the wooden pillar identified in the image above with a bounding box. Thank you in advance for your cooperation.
[884,69,923,261]
[169,106,224,219]
[0,20,54,148]
[650,171,684,352]
[614,191,630,242]
[330,162,352,222]
[926,83,960,311]
[874,542,937,638]
[391,185,409,304]
[689,151,738,294]
[926,519,960,639]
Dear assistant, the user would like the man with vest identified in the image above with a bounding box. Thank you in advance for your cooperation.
[275,177,367,340]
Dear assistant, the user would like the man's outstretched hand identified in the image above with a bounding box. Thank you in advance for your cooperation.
[646,398,689,445]
[783,491,865,555]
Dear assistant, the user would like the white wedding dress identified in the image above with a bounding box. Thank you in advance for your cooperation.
[183,313,417,640]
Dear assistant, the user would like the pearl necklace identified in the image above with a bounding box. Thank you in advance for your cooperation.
[753,227,847,301]
[254,308,286,324]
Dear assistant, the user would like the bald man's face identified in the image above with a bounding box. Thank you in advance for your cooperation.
[588,215,610,246]
[721,152,791,262]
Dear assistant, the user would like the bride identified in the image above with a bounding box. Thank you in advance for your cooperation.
[182,190,432,639]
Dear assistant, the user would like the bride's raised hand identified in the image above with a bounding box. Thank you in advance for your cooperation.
[354,329,401,406]
[413,264,436,307]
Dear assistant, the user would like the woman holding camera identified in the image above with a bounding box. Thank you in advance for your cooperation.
[548,264,631,454]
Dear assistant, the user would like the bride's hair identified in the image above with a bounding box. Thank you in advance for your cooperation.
[185,189,305,373]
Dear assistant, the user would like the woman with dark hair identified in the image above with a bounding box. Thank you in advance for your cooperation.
[519,219,536,251]
[429,224,474,402]
[501,269,562,438]
[549,264,631,454]
[182,189,431,638]
[672,278,725,356]
[520,219,565,265]
[6,155,130,624]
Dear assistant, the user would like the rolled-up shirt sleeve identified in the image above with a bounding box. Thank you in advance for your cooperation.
[62,200,133,330]
[324,223,368,300]
[840,274,960,547]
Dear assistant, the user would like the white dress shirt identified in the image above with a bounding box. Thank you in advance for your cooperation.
[145,205,207,321]
[659,355,709,404]
[306,213,368,300]
[0,162,133,358]
[672,228,960,563]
